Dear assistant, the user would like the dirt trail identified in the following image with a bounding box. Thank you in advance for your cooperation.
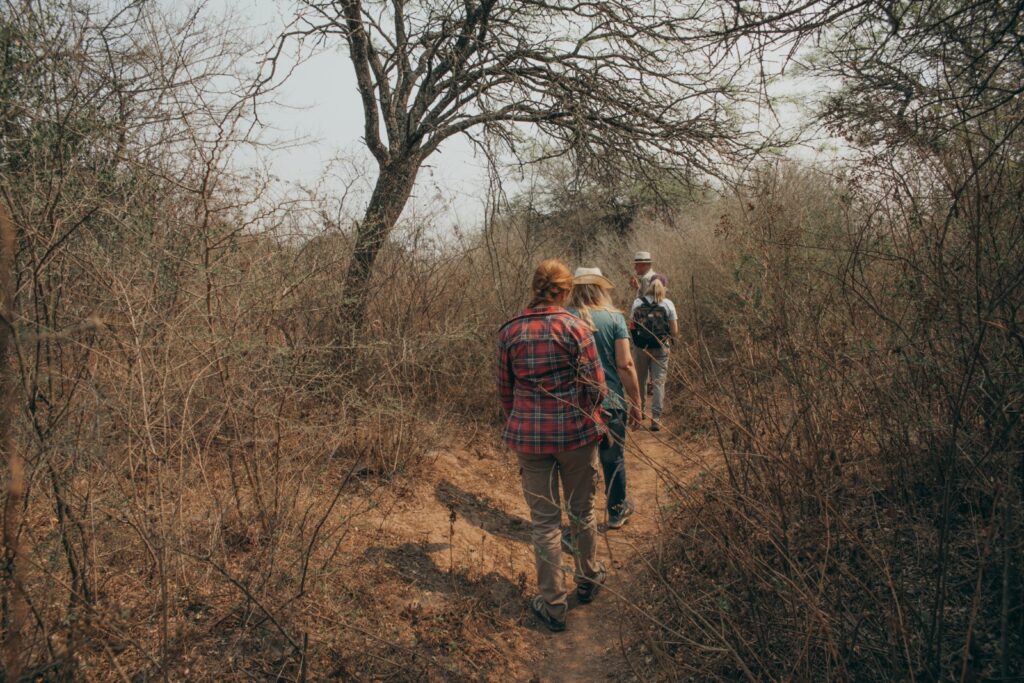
[360,428,708,682]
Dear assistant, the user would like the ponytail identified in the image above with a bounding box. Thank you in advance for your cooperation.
[529,259,573,307]
[649,279,666,304]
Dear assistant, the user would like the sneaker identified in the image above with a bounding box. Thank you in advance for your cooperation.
[561,527,573,553]
[576,566,606,604]
[607,500,635,529]
[531,595,566,632]
[650,419,661,432]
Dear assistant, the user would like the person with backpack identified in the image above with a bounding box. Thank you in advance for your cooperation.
[496,259,608,632]
[630,278,678,432]
[567,267,644,529]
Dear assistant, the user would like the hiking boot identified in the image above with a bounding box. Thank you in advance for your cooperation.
[531,595,566,632]
[577,566,606,604]
[650,419,661,432]
[607,500,635,529]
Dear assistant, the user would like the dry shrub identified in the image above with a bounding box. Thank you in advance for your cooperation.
[5,208,503,679]
[628,161,1024,681]
[2,120,550,675]
[0,5,489,676]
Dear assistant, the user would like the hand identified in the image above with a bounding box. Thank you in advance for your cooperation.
[629,276,639,289]
[628,406,643,429]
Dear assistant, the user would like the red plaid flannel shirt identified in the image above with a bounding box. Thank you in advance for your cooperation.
[496,306,607,454]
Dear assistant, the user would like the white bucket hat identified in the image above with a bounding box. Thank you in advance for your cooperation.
[633,251,652,263]
[573,266,614,289]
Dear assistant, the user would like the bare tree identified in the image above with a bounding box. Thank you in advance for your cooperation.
[269,0,760,331]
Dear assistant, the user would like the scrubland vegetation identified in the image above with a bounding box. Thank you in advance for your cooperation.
[1,0,1021,681]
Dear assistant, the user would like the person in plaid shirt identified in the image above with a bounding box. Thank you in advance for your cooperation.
[496,259,607,632]
[497,304,607,454]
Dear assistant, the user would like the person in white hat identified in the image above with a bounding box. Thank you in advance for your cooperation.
[567,267,643,530]
[629,251,659,299]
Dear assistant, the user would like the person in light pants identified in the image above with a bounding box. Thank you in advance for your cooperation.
[630,277,678,431]
[497,259,608,632]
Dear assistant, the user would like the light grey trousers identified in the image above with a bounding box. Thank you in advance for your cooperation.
[634,346,669,419]
[517,441,601,620]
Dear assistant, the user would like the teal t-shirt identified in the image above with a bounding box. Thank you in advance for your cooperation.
[568,307,630,411]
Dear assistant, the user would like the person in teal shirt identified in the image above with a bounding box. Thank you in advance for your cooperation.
[568,267,643,528]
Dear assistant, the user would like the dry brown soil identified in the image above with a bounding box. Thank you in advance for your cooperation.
[356,427,712,682]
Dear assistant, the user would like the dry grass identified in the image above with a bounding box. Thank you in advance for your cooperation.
[4,151,1021,680]
[622,163,1024,681]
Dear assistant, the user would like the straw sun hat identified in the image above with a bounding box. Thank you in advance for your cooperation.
[572,267,614,289]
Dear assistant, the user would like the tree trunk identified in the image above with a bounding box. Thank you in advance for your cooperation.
[0,199,25,680]
[338,155,421,335]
